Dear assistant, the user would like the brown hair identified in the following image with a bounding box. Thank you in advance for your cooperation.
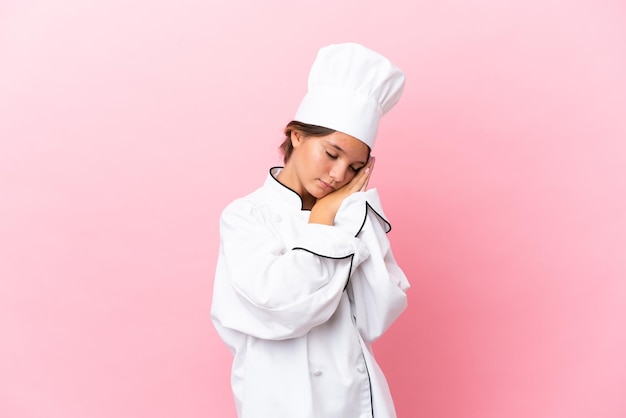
[279,121,336,164]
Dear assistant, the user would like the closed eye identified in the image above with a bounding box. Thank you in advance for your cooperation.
[326,149,364,173]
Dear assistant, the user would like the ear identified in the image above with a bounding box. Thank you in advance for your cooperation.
[291,129,305,148]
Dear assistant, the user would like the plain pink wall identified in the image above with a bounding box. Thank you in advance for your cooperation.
[1,1,625,417]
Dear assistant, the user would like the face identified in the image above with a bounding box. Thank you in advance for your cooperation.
[280,130,370,207]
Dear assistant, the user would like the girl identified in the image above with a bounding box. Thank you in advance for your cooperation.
[211,42,410,418]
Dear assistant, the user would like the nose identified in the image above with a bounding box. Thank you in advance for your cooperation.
[329,162,349,184]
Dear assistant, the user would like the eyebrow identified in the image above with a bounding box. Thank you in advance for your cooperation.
[328,143,368,166]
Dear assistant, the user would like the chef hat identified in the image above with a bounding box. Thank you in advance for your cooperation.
[294,42,405,149]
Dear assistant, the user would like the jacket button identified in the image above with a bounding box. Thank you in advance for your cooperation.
[312,370,322,377]
[356,365,366,373]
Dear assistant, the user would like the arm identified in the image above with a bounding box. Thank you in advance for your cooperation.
[211,199,370,341]
[308,156,409,341]
[336,190,410,343]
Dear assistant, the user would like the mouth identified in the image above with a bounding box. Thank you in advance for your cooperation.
[319,179,335,191]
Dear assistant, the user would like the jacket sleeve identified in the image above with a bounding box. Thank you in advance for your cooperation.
[334,189,410,343]
[211,198,370,341]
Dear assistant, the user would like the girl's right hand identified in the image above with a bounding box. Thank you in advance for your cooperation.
[308,156,375,225]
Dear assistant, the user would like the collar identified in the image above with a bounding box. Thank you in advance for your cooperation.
[264,167,310,211]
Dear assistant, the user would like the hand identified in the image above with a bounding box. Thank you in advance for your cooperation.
[309,156,375,225]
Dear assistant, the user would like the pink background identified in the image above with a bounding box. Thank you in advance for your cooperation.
[1,1,625,417]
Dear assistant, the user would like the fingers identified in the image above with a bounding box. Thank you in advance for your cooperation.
[359,156,375,192]
[335,156,376,195]
[349,167,368,192]
[360,171,370,192]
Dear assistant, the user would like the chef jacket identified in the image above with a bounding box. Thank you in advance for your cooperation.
[211,167,410,418]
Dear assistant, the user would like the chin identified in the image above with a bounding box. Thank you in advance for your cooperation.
[306,186,329,200]
[310,190,328,199]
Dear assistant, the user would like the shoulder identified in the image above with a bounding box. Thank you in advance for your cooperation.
[220,184,274,223]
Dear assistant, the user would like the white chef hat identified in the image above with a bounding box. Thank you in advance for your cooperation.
[294,42,405,149]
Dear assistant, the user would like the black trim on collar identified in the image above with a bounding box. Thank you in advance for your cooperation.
[269,166,310,212]
[269,166,394,234]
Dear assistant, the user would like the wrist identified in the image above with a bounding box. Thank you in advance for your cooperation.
[308,205,335,225]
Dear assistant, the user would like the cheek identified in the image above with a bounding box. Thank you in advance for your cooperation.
[312,150,330,170]
[345,171,357,184]
[299,147,322,172]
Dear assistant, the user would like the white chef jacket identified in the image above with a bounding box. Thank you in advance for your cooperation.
[211,167,410,418]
